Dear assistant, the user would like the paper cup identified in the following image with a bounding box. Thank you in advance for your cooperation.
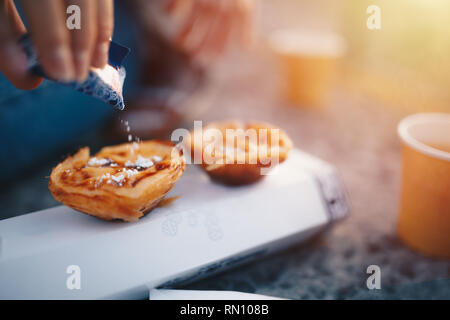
[269,30,345,108]
[397,113,450,259]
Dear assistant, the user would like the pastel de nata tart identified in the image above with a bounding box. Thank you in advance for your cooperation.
[187,120,293,185]
[49,140,185,222]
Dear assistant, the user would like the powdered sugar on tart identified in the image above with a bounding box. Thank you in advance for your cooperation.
[49,140,185,222]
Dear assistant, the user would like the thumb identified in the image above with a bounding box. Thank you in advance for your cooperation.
[0,0,42,90]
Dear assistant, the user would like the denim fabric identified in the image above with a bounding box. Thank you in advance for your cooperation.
[0,76,113,182]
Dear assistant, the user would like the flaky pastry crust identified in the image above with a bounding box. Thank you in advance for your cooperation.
[49,140,185,222]
[187,120,293,185]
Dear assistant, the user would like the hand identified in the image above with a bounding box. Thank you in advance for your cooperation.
[0,0,114,90]
[165,0,254,60]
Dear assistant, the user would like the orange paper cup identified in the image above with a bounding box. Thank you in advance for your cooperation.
[269,30,345,109]
[397,113,450,259]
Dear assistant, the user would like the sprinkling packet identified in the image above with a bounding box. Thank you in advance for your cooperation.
[19,34,130,110]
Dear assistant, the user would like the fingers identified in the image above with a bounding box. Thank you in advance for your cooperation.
[0,0,42,89]
[1,0,114,88]
[190,0,230,58]
[19,0,115,83]
[208,10,232,55]
[164,0,180,13]
[170,0,254,61]
[66,0,96,82]
[175,0,222,58]
[92,0,113,68]
[174,0,202,50]
[203,0,232,55]
[3,0,26,34]
[235,0,254,47]
[20,0,75,82]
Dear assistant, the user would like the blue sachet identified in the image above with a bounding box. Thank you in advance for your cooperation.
[20,34,130,110]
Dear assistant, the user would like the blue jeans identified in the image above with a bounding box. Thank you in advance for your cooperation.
[0,77,114,182]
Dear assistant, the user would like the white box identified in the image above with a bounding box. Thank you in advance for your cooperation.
[0,149,349,299]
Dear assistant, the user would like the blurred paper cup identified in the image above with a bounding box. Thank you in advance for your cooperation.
[269,29,345,108]
[397,113,450,259]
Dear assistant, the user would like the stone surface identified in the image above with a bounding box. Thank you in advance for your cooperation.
[177,53,450,299]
